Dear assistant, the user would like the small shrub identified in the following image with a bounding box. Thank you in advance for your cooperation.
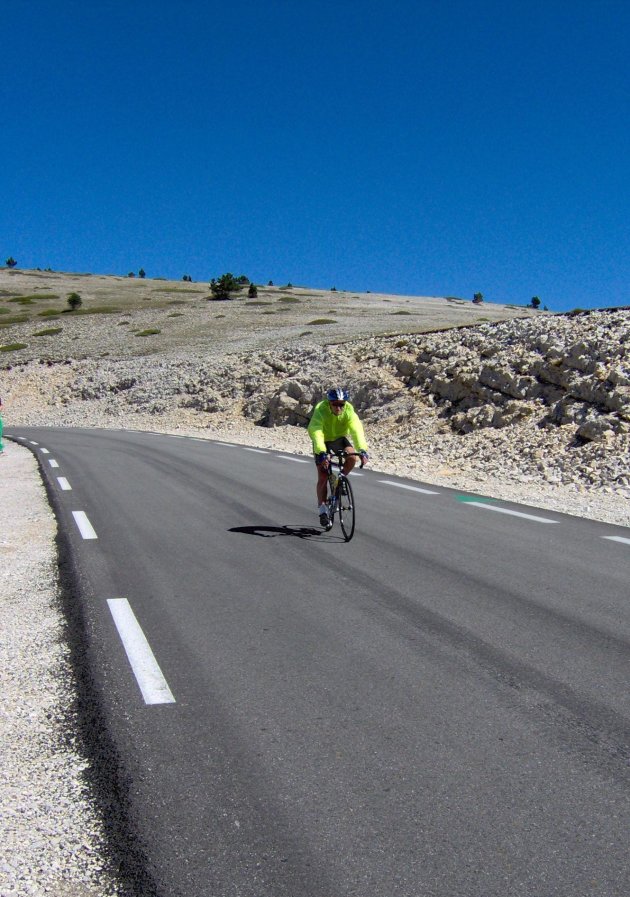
[278,296,300,303]
[5,257,17,268]
[210,273,241,300]
[38,309,63,317]
[0,315,29,326]
[135,328,161,337]
[34,327,63,336]
[308,318,337,325]
[246,300,272,306]
[0,342,27,352]
[67,292,82,311]
[472,292,484,304]
[167,312,184,318]
[9,294,58,302]
[391,310,412,315]
[530,296,541,309]
[248,283,258,298]
[138,268,146,279]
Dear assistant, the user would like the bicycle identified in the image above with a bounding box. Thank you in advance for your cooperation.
[323,450,365,542]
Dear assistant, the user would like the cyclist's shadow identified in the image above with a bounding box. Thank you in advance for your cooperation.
[229,524,323,540]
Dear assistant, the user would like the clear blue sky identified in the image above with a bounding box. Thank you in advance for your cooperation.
[2,0,628,311]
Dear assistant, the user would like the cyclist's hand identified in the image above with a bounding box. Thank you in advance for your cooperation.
[316,452,329,470]
[359,451,369,467]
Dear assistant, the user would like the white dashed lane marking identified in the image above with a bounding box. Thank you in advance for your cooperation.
[243,448,269,454]
[72,511,98,540]
[49,459,60,468]
[57,477,72,491]
[40,448,50,455]
[603,535,630,546]
[463,502,557,524]
[379,479,440,495]
[277,456,309,463]
[107,599,176,705]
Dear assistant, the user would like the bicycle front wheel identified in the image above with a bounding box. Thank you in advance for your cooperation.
[337,476,356,542]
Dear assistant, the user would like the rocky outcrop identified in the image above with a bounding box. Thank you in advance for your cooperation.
[3,308,629,501]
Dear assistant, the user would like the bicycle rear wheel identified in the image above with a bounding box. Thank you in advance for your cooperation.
[337,476,356,542]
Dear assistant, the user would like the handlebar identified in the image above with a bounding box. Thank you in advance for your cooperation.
[327,450,367,470]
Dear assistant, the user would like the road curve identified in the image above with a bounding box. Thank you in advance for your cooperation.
[9,426,630,897]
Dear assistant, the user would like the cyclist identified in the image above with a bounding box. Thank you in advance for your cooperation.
[308,387,369,529]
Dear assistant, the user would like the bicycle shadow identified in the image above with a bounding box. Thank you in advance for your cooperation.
[229,524,324,540]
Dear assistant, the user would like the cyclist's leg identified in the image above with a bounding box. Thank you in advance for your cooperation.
[316,459,328,506]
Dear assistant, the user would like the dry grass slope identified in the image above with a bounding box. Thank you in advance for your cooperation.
[0,268,543,363]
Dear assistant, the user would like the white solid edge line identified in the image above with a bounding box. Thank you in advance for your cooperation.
[57,477,72,491]
[107,599,176,705]
[378,479,439,495]
[72,510,98,539]
[49,459,60,468]
[603,535,630,545]
[277,455,309,463]
[243,447,269,454]
[464,502,557,523]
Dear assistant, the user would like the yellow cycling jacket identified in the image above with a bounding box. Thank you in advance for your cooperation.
[307,400,368,455]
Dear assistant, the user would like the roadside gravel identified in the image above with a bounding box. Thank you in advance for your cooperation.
[1,441,119,897]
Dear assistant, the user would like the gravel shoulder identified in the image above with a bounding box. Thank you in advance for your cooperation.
[1,442,118,897]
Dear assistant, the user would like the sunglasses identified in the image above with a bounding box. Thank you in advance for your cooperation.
[331,401,346,408]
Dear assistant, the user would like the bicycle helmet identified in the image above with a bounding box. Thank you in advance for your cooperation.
[326,387,349,402]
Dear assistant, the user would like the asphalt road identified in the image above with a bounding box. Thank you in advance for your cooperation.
[9,427,630,897]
